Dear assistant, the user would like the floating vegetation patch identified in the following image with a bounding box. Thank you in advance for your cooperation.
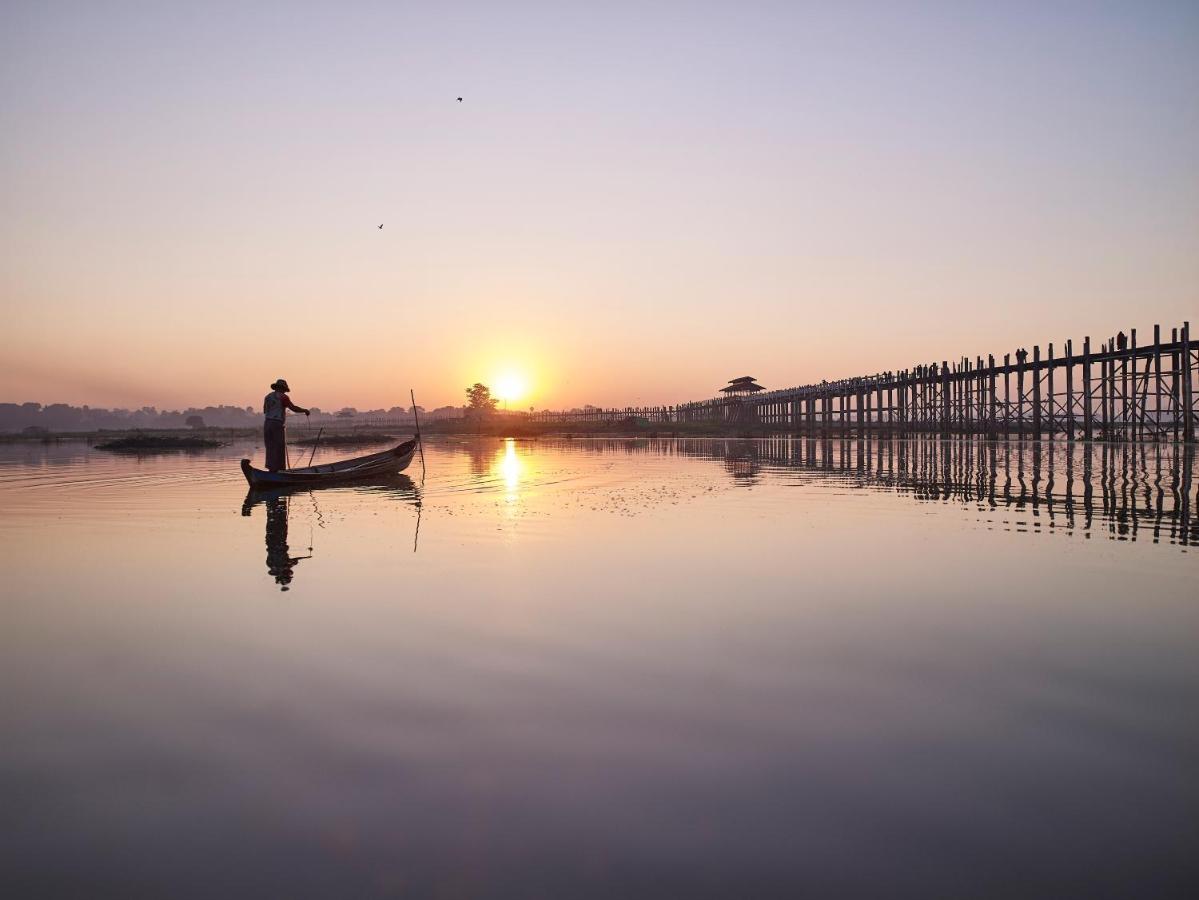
[292,434,397,446]
[94,434,223,451]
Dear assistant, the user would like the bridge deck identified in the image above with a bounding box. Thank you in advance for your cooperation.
[530,321,1197,440]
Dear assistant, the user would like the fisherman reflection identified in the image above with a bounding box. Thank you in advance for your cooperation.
[242,492,311,590]
[266,496,306,589]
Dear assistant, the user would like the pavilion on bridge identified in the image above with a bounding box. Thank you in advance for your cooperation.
[719,376,766,396]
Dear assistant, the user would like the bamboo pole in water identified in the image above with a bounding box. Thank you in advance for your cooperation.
[410,389,427,477]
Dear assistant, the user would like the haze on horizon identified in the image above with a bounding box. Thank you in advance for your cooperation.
[2,1,1196,412]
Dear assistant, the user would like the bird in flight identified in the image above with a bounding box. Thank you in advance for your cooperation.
[378,224,383,229]
[457,97,463,102]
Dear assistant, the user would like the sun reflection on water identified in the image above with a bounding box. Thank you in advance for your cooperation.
[499,439,522,496]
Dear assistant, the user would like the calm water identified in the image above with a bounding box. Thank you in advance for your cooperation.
[1,436,1196,898]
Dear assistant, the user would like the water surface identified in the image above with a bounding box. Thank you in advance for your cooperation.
[1,437,1196,897]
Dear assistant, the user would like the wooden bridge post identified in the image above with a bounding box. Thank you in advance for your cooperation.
[1152,325,1163,436]
[988,355,997,434]
[942,360,951,434]
[1032,345,1042,439]
[923,368,930,432]
[905,370,913,430]
[957,361,964,432]
[1100,343,1110,440]
[909,372,917,431]
[967,360,974,428]
[1017,352,1026,439]
[962,361,970,432]
[977,356,985,426]
[1107,338,1116,439]
[1003,354,1011,436]
[961,363,968,430]
[1171,327,1181,442]
[1129,328,1138,440]
[1083,337,1093,440]
[1065,340,1075,438]
[1046,343,1055,435]
[1183,321,1194,443]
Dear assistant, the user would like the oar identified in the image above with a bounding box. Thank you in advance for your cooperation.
[307,428,324,467]
[410,389,427,479]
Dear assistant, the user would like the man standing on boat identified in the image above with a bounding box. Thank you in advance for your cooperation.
[263,379,310,472]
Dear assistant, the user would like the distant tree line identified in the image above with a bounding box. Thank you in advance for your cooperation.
[0,402,465,433]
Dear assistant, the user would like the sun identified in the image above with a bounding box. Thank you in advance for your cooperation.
[493,372,528,405]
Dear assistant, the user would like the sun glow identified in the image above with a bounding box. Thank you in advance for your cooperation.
[493,372,529,405]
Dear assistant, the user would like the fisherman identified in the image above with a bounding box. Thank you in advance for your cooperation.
[263,379,310,472]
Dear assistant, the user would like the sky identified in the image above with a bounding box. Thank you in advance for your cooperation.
[2,1,1197,411]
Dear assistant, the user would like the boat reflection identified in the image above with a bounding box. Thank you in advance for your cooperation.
[241,474,422,589]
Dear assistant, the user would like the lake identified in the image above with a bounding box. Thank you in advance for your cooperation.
[1,436,1196,898]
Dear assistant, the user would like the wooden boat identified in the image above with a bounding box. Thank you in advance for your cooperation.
[241,437,419,488]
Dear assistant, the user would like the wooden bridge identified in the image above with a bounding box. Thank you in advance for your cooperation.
[530,321,1197,441]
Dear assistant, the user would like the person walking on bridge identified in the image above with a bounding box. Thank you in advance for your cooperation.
[263,379,310,472]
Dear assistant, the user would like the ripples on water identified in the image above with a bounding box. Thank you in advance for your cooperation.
[0,436,1195,898]
[2,436,1194,547]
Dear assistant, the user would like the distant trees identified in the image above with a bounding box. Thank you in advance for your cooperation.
[465,383,498,417]
[0,403,265,433]
[0,399,470,433]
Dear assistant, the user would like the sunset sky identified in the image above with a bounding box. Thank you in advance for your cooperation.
[2,2,1197,411]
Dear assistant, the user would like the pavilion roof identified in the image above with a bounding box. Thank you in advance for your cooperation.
[728,376,758,384]
[720,382,765,393]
